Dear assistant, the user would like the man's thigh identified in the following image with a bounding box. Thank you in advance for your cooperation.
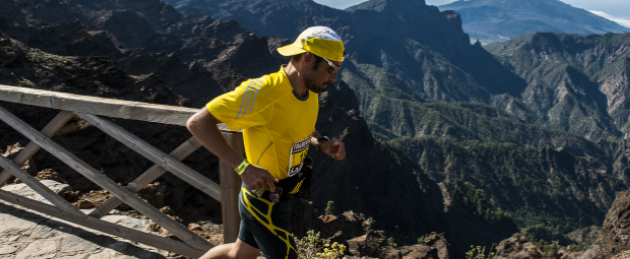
[239,187,298,259]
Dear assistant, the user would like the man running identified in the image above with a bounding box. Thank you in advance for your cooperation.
[187,26,347,259]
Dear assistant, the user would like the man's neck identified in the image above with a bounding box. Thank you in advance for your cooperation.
[284,62,308,98]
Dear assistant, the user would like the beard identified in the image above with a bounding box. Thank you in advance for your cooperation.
[305,78,327,94]
[304,66,330,94]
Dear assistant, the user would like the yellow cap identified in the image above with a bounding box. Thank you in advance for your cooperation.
[277,26,345,62]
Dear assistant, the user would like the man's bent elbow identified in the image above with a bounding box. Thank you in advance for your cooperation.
[187,108,221,134]
[187,109,208,133]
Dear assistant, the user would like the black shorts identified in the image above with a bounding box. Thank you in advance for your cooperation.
[238,184,298,259]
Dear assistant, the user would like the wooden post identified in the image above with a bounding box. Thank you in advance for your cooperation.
[220,132,244,243]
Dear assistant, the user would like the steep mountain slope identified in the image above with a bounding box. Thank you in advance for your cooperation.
[0,0,288,107]
[486,33,630,139]
[438,0,630,44]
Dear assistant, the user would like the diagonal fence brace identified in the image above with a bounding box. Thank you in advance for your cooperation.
[89,137,202,218]
[0,154,84,217]
[76,113,222,201]
[0,110,74,185]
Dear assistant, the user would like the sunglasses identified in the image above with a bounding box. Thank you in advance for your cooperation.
[321,57,342,74]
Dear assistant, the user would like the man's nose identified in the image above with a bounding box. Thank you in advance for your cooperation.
[330,73,338,82]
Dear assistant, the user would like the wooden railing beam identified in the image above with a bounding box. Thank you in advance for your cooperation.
[0,84,230,130]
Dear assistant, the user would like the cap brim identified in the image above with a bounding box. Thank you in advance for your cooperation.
[277,43,307,57]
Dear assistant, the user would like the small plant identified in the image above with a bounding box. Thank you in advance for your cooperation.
[417,232,436,245]
[465,245,496,259]
[387,237,397,248]
[528,240,560,259]
[325,201,335,215]
[297,230,346,259]
[362,217,374,233]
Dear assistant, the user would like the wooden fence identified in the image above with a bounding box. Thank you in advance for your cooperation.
[0,84,243,258]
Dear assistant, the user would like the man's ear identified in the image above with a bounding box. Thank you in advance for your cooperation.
[303,52,314,66]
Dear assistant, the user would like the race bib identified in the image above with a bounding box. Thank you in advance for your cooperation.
[287,135,311,177]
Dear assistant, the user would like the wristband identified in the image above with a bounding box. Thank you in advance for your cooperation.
[235,159,250,175]
[316,136,330,150]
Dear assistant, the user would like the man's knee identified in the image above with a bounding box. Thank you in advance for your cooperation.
[230,239,260,259]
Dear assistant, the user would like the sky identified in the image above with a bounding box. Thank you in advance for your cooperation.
[312,0,630,27]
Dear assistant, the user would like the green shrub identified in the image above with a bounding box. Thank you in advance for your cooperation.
[465,245,496,259]
[325,201,335,215]
[296,230,346,259]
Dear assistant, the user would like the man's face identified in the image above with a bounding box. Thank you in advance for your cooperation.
[304,54,342,94]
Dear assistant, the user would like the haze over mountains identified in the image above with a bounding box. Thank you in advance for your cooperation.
[3,0,630,257]
[437,0,630,44]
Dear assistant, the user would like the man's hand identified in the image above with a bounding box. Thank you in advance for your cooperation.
[240,164,279,192]
[319,139,346,160]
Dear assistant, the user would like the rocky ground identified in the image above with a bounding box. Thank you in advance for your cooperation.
[0,180,205,259]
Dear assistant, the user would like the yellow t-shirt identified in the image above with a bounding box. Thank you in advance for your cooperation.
[207,67,319,180]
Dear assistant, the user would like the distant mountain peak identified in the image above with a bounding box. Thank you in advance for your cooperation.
[439,0,630,44]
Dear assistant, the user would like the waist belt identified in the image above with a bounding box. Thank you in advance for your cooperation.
[276,156,313,199]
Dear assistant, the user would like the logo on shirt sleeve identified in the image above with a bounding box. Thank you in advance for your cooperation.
[287,135,312,177]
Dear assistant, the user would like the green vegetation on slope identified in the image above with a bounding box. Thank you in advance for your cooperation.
[385,136,626,233]
[444,179,514,226]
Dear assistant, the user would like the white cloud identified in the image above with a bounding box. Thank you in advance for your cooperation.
[590,10,630,28]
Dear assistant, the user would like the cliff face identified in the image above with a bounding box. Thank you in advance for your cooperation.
[584,189,630,258]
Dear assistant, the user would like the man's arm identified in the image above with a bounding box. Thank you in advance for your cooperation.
[187,108,278,191]
[311,130,346,160]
